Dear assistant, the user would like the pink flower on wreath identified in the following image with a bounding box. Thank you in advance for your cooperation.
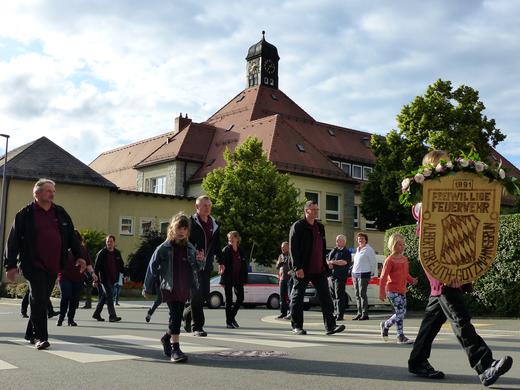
[474,161,485,172]
[459,158,469,168]
[423,168,432,177]
[414,173,425,184]
[499,169,506,179]
[401,177,411,193]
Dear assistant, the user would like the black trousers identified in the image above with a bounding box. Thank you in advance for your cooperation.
[21,290,55,315]
[24,268,57,342]
[409,287,494,374]
[167,301,185,335]
[330,276,347,318]
[290,272,335,331]
[279,279,290,316]
[183,270,210,331]
[58,279,82,321]
[94,282,117,319]
[224,283,244,324]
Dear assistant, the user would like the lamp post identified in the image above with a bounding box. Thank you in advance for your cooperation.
[0,134,9,277]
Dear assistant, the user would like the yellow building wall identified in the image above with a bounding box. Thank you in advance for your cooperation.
[288,175,354,249]
[353,193,385,254]
[107,191,195,258]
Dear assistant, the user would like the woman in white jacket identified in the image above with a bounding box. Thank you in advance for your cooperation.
[351,232,377,320]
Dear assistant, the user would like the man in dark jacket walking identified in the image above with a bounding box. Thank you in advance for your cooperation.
[92,235,125,322]
[4,179,85,350]
[183,195,221,336]
[289,200,345,336]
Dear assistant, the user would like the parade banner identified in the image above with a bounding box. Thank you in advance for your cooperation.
[419,171,502,284]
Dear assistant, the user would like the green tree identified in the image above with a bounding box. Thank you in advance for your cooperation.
[361,79,505,229]
[202,137,302,266]
[127,230,165,282]
[80,228,106,262]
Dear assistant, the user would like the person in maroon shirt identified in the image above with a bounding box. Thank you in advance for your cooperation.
[288,200,345,336]
[143,213,204,363]
[93,235,126,322]
[4,179,85,350]
[57,231,97,326]
[219,231,248,329]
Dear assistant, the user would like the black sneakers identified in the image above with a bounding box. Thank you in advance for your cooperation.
[109,316,122,322]
[380,321,389,341]
[409,361,445,379]
[36,340,50,350]
[480,356,513,387]
[171,348,188,363]
[192,330,207,337]
[231,320,240,328]
[160,333,172,357]
[92,314,105,321]
[326,324,346,335]
[292,328,307,335]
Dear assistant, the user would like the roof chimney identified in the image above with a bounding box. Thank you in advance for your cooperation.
[174,113,192,133]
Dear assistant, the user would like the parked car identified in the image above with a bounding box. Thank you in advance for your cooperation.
[208,272,280,309]
[304,276,391,309]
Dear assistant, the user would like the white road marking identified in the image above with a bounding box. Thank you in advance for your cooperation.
[9,338,138,363]
[0,360,17,370]
[189,334,325,348]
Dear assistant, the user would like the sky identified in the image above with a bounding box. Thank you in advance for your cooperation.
[0,0,519,168]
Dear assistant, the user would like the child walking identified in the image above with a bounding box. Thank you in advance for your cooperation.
[379,233,417,344]
[143,213,204,363]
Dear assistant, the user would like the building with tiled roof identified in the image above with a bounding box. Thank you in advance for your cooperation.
[90,34,519,253]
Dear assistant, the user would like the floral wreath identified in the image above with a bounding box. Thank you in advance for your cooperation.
[399,150,520,207]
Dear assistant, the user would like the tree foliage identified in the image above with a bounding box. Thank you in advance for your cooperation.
[127,230,165,282]
[80,228,106,263]
[361,79,505,229]
[202,137,302,266]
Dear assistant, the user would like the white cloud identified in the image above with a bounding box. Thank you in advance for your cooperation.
[0,0,519,169]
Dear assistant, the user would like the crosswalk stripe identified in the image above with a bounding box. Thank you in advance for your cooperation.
[231,330,381,344]
[188,334,325,348]
[92,334,230,353]
[0,360,17,370]
[9,338,138,363]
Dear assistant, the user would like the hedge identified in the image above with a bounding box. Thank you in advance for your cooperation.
[385,213,520,316]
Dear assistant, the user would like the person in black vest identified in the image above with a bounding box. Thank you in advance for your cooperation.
[327,234,352,321]
[276,241,292,319]
[4,179,85,350]
[288,200,345,336]
[92,235,125,322]
[219,231,248,329]
[183,195,221,337]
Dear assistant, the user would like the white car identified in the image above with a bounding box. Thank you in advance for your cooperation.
[208,273,280,309]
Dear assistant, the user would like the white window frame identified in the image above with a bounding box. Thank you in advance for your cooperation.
[365,218,377,230]
[159,220,170,235]
[352,164,363,179]
[150,176,166,194]
[363,166,373,181]
[140,218,155,236]
[353,206,359,229]
[332,160,341,168]
[119,216,134,236]
[341,162,351,176]
[325,193,341,221]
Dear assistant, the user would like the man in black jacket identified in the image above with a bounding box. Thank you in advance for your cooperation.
[92,235,125,322]
[183,195,221,337]
[4,179,85,350]
[289,200,345,336]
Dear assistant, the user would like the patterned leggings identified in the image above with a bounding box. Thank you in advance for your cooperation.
[384,292,407,337]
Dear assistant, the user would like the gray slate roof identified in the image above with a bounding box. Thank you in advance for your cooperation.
[0,137,117,189]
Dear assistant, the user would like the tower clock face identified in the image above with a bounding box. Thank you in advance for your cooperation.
[264,59,276,75]
[248,60,259,74]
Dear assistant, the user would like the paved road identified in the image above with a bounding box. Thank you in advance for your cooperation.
[1,298,519,390]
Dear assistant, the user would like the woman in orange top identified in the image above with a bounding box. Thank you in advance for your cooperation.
[379,233,417,344]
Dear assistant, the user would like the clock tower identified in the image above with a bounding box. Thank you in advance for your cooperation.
[246,31,280,89]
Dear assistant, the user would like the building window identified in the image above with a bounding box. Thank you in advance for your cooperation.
[352,165,362,179]
[296,143,305,152]
[332,160,341,168]
[353,206,359,229]
[365,218,377,230]
[325,194,340,221]
[341,162,351,176]
[140,218,155,236]
[119,216,134,236]
[327,128,336,136]
[147,176,166,194]
[160,221,170,235]
[363,166,373,181]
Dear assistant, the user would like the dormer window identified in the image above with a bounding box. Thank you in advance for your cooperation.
[327,128,336,136]
[226,124,234,132]
[296,144,305,152]
[271,93,278,101]
[236,95,245,103]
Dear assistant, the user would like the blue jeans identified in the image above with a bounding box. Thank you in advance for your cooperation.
[113,284,121,304]
[59,279,83,322]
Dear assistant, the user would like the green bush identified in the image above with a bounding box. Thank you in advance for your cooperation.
[80,228,107,262]
[385,214,520,316]
[127,230,165,282]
